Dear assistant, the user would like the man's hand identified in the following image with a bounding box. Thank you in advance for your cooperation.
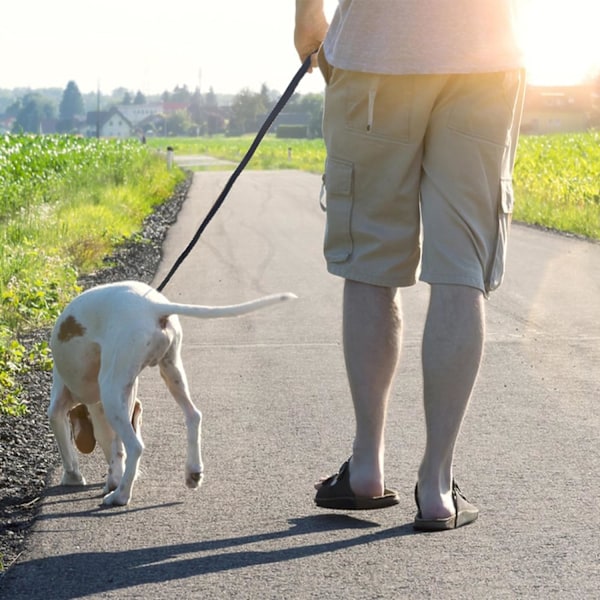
[295,0,329,71]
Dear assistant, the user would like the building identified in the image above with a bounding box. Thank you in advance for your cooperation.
[86,108,134,138]
[521,84,595,134]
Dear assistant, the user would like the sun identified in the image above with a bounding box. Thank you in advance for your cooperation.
[519,0,600,85]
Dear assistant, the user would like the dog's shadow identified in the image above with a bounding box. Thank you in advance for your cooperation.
[6,512,416,599]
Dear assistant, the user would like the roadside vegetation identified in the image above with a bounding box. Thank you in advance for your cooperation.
[512,132,600,238]
[0,134,185,416]
[2,130,598,416]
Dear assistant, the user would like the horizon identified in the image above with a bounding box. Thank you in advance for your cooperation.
[1,1,599,98]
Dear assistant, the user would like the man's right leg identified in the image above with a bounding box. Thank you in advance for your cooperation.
[417,283,485,519]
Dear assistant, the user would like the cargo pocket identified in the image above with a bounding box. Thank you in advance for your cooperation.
[323,157,354,263]
[487,178,514,293]
[317,45,333,85]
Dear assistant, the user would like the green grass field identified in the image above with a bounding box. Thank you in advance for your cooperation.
[1,130,598,415]
[0,134,185,415]
[148,131,600,240]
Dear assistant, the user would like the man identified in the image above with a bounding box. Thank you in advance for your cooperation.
[295,0,525,530]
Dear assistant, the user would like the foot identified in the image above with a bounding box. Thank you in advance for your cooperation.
[315,455,384,497]
[315,459,400,510]
[102,487,131,507]
[61,470,86,486]
[413,480,479,531]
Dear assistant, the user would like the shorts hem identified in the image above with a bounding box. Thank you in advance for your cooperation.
[327,263,417,288]
[419,272,488,294]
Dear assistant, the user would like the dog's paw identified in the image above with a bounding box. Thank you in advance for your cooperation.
[102,489,131,507]
[61,471,86,486]
[185,470,204,489]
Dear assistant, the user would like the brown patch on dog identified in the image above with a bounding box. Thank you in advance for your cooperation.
[69,404,96,454]
[58,315,86,342]
[132,399,143,435]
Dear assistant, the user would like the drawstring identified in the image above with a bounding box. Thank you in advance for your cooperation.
[156,52,315,293]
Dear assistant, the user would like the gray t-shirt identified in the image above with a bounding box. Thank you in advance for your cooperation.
[324,0,524,74]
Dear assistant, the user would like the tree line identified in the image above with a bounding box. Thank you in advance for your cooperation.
[1,81,325,138]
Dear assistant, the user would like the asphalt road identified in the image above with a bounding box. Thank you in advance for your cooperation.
[1,169,599,599]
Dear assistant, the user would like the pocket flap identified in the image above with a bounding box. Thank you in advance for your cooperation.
[325,157,353,196]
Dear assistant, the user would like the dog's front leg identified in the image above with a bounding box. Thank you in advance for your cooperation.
[99,378,143,507]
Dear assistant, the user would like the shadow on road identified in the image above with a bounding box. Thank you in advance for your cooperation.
[5,513,416,599]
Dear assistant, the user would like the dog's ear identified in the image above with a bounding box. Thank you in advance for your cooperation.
[69,404,96,454]
[131,399,143,435]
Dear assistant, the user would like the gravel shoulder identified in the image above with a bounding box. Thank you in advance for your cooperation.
[0,173,192,573]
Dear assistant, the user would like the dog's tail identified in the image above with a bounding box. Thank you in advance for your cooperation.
[154,292,297,319]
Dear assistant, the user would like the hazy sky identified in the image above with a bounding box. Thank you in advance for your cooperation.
[1,0,598,96]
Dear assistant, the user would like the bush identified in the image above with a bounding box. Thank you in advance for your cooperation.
[276,125,308,139]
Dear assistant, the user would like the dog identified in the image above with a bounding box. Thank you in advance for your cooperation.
[48,280,295,506]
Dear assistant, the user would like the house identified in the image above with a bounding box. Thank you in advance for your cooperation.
[521,84,595,134]
[86,108,134,138]
[117,103,163,126]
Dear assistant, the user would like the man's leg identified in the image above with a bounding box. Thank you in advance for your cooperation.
[342,279,402,498]
[417,283,485,518]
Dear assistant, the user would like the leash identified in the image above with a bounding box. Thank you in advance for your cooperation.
[156,53,315,293]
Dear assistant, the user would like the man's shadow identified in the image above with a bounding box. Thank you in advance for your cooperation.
[2,504,417,600]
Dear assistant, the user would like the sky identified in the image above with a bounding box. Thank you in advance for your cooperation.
[1,0,599,98]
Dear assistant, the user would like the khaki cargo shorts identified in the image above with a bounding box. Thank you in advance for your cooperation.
[319,51,525,294]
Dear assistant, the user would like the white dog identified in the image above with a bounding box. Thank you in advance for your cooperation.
[48,280,295,506]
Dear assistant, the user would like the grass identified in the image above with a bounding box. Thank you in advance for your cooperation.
[2,130,598,413]
[512,132,600,239]
[149,131,600,240]
[147,136,327,173]
[0,134,185,416]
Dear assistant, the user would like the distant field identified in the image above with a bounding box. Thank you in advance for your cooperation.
[147,136,326,173]
[149,131,600,241]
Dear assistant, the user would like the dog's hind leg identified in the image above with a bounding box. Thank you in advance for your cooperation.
[48,370,86,486]
[159,342,203,490]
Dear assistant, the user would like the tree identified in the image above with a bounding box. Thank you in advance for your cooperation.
[133,91,146,105]
[171,85,192,103]
[299,93,324,137]
[227,88,267,135]
[12,93,56,133]
[59,81,84,120]
[259,83,273,112]
[58,81,84,133]
[188,88,205,129]
[165,109,194,136]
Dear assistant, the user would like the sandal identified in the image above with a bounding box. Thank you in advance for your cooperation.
[413,480,479,531]
[315,459,400,510]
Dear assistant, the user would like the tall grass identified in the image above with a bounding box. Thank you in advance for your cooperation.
[0,134,185,415]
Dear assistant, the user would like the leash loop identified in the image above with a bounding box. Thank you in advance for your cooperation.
[156,53,315,292]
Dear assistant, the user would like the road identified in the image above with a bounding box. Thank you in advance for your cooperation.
[1,169,599,599]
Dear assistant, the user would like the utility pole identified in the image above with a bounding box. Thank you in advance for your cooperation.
[96,82,101,139]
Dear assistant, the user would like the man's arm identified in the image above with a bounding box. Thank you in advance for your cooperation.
[295,0,329,69]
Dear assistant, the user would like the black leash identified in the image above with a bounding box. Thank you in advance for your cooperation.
[156,53,314,293]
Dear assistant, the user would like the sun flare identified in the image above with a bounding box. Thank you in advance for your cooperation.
[519,0,600,85]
